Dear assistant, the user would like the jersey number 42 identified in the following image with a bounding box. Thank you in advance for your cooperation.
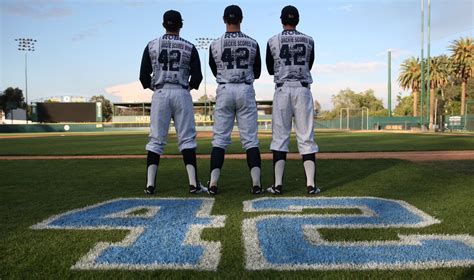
[279,43,306,66]
[222,47,250,70]
[158,49,181,71]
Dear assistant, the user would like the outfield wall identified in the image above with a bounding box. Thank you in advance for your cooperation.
[1,116,472,133]
[0,123,104,133]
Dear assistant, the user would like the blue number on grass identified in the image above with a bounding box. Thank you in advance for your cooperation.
[243,197,474,270]
[31,198,225,270]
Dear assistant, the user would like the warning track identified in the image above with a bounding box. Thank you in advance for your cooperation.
[0,151,473,161]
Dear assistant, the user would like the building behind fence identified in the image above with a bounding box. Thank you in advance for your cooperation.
[104,101,474,132]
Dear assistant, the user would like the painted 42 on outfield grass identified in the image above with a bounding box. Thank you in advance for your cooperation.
[32,197,474,271]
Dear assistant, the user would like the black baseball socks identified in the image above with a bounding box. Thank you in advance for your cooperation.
[246,147,261,187]
[209,147,225,187]
[182,148,199,187]
[146,151,160,188]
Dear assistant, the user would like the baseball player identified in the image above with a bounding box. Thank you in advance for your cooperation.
[266,5,321,195]
[139,10,206,194]
[207,5,262,195]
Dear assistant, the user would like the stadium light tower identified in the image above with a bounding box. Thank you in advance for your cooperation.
[420,0,425,129]
[388,50,392,117]
[15,38,37,124]
[195,37,214,120]
[195,37,214,99]
[419,0,432,130]
[426,0,431,130]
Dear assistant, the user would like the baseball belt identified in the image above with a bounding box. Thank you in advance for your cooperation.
[154,84,188,90]
[276,82,309,88]
[218,82,252,85]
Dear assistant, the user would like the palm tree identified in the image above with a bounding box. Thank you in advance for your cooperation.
[426,55,450,128]
[449,37,474,115]
[398,57,421,116]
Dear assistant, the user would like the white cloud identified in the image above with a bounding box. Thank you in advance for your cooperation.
[328,5,353,12]
[4,2,72,19]
[72,29,97,42]
[105,81,152,102]
[104,80,217,102]
[339,5,353,12]
[72,20,113,42]
[376,48,415,60]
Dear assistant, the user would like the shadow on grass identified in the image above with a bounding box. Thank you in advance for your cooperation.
[200,158,404,196]
[316,159,402,193]
[369,160,474,202]
[463,266,474,279]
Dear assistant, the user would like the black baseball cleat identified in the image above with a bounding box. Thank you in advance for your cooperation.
[144,185,155,195]
[252,185,262,195]
[307,185,321,195]
[189,182,207,194]
[208,185,218,196]
[266,185,282,195]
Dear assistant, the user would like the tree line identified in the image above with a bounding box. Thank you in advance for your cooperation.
[318,37,473,123]
[398,37,473,126]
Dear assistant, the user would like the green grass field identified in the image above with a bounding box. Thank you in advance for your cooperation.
[1,158,473,279]
[1,132,473,279]
[1,131,473,155]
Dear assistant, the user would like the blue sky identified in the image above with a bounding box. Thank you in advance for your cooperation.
[1,0,472,110]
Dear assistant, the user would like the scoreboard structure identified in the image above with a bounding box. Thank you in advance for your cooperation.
[32,102,102,123]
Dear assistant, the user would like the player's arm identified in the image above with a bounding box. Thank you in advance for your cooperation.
[189,45,203,90]
[253,43,262,79]
[139,45,153,90]
[209,46,218,78]
[309,40,315,70]
[265,42,275,75]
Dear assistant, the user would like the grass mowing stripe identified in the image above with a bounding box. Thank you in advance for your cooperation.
[1,132,474,155]
[1,159,473,279]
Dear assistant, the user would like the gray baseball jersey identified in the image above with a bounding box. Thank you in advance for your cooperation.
[209,32,261,150]
[140,34,201,90]
[266,30,314,84]
[209,32,260,84]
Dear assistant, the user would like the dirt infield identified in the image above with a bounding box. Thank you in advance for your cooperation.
[1,151,473,161]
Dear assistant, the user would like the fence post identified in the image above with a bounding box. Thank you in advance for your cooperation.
[434,98,438,131]
[346,108,349,130]
[339,108,343,130]
[367,109,369,130]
